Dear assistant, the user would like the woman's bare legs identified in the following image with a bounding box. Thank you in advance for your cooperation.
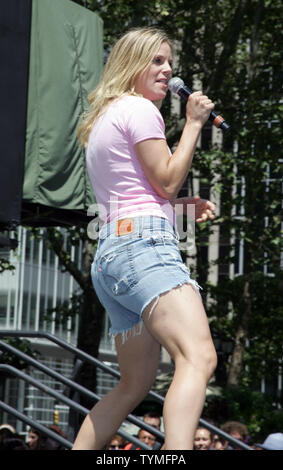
[142,284,217,450]
[73,283,217,450]
[72,324,161,450]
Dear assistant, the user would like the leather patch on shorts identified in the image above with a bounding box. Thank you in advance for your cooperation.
[115,218,134,236]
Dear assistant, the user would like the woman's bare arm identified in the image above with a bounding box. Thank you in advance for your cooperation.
[134,91,214,200]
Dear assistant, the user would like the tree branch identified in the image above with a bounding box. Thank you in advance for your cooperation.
[46,228,86,291]
[210,0,250,92]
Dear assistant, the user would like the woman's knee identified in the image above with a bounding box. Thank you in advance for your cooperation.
[198,344,218,381]
[203,345,218,380]
[175,342,218,382]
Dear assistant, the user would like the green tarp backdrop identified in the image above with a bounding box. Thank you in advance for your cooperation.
[23,0,103,219]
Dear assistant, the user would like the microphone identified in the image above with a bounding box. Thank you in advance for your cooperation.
[168,77,230,132]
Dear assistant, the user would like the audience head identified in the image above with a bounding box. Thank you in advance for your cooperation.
[193,426,213,450]
[106,434,126,450]
[143,411,161,430]
[138,428,156,448]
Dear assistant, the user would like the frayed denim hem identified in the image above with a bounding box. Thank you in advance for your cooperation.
[141,278,202,321]
[109,279,202,345]
[109,319,143,345]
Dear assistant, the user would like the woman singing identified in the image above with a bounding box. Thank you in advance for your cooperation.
[73,27,217,450]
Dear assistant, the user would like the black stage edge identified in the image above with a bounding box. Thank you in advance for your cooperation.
[21,202,91,228]
[0,0,32,229]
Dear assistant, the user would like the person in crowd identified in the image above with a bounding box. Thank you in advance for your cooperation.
[72,26,217,450]
[0,424,28,450]
[0,423,16,434]
[193,426,213,450]
[213,438,226,450]
[143,411,162,449]
[220,421,249,450]
[124,428,156,450]
[27,428,40,450]
[254,433,283,450]
[27,425,67,450]
[106,433,126,450]
[210,432,228,450]
[45,424,68,450]
[143,411,161,430]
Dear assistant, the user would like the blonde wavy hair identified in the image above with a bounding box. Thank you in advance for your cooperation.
[78,27,172,146]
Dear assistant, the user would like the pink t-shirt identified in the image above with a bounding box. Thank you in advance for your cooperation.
[86,95,174,223]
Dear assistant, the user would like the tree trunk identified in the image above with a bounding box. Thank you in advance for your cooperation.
[76,240,105,409]
[62,238,105,434]
[227,279,251,386]
[76,285,104,409]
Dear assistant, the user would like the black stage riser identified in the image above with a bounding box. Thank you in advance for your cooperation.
[0,0,32,229]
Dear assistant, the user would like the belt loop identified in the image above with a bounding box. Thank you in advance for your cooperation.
[161,217,165,245]
[99,224,105,240]
[137,217,142,237]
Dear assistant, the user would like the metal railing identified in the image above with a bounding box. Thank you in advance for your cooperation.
[0,400,73,449]
[0,330,253,450]
[0,363,150,450]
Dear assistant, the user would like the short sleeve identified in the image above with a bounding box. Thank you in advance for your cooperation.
[125,97,166,145]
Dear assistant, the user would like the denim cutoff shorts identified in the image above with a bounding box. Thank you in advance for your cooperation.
[91,215,201,342]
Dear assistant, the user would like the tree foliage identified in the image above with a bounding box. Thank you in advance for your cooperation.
[0,337,40,371]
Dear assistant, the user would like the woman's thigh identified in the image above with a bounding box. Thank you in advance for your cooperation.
[142,283,216,368]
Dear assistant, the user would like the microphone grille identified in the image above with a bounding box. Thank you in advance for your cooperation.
[168,77,184,94]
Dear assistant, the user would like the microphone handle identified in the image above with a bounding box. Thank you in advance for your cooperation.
[178,85,230,132]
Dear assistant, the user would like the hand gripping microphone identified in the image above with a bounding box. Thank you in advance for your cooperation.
[168,77,230,132]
